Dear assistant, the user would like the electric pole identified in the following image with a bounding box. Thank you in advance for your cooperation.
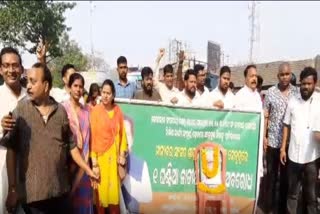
[249,1,260,63]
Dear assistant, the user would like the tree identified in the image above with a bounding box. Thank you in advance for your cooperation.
[0,0,75,64]
[49,33,89,88]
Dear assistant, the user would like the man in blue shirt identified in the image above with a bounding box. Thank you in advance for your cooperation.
[115,56,136,99]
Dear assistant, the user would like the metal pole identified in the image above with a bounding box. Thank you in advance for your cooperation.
[90,1,95,70]
[249,1,256,63]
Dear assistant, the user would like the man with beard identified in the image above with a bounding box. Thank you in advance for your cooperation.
[194,64,210,99]
[263,62,298,214]
[176,69,203,106]
[280,67,320,214]
[234,64,262,112]
[208,66,235,109]
[115,56,136,99]
[133,67,161,102]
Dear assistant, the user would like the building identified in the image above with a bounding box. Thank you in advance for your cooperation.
[230,57,319,90]
[207,41,221,74]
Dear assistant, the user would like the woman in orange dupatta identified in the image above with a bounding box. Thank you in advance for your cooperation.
[90,79,128,214]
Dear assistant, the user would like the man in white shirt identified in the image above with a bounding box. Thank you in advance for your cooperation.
[313,117,320,143]
[280,67,320,214]
[208,66,235,109]
[176,69,203,107]
[0,47,27,213]
[234,64,262,112]
[194,64,210,101]
[50,64,84,104]
[234,65,264,204]
[153,49,180,104]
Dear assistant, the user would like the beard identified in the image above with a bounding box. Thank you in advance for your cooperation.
[143,84,153,95]
[300,88,313,100]
[186,88,196,97]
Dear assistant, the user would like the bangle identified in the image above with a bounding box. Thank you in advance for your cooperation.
[92,164,99,168]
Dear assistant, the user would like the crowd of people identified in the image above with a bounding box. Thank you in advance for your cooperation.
[0,46,319,214]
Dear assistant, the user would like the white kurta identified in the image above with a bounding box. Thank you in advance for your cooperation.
[0,84,26,214]
[207,87,235,109]
[234,85,262,112]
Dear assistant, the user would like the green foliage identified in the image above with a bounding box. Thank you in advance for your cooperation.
[52,69,63,88]
[0,0,75,61]
[49,32,89,87]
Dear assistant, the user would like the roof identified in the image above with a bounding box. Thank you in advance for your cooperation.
[230,59,315,88]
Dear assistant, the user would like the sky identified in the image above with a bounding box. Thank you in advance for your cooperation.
[22,1,320,69]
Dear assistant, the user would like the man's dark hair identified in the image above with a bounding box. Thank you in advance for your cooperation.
[244,64,256,77]
[194,64,204,76]
[87,83,100,103]
[220,66,231,76]
[163,64,174,75]
[229,81,234,89]
[61,64,75,78]
[0,47,22,66]
[184,69,197,81]
[300,66,318,83]
[141,67,153,80]
[257,75,263,87]
[32,63,53,90]
[117,56,127,66]
[291,73,297,86]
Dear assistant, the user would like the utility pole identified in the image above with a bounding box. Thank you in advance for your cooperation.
[248,1,260,63]
[249,1,255,63]
[168,39,172,63]
[90,1,95,71]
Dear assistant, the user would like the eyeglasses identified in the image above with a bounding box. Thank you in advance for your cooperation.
[1,63,20,70]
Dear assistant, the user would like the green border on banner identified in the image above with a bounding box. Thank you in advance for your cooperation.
[118,100,262,200]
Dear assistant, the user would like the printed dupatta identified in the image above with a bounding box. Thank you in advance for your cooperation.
[62,100,91,191]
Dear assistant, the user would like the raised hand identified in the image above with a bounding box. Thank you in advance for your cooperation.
[178,50,185,64]
[36,38,46,63]
[156,48,165,63]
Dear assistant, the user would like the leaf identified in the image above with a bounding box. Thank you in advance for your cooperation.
[0,0,76,62]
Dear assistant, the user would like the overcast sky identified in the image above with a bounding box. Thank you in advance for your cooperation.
[22,1,320,69]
